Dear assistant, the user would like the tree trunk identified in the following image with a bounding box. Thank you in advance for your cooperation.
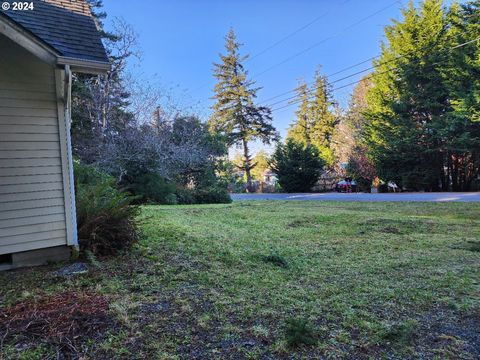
[242,139,254,192]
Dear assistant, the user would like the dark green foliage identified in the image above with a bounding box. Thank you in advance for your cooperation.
[74,162,139,255]
[270,139,324,193]
[262,254,289,268]
[175,188,196,205]
[453,241,480,252]
[285,318,317,347]
[364,0,480,191]
[176,187,232,205]
[465,242,480,252]
[287,71,337,167]
[129,173,177,205]
[191,187,232,204]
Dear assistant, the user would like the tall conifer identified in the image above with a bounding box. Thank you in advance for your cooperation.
[210,29,278,192]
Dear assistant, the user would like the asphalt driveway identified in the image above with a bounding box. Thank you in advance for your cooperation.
[231,192,480,202]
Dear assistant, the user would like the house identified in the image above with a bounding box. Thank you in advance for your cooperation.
[0,0,109,270]
[262,169,278,186]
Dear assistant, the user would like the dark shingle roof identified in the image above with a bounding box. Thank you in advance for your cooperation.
[0,0,109,63]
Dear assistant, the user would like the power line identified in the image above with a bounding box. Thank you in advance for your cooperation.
[269,35,480,113]
[185,1,350,105]
[247,0,352,63]
[258,56,378,105]
[266,64,377,108]
[186,0,398,108]
[252,0,401,79]
[259,12,460,108]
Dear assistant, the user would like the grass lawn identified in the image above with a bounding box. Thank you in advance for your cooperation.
[1,201,479,359]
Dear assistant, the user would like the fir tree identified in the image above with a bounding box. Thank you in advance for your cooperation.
[309,70,337,167]
[364,0,453,190]
[210,29,278,192]
[270,140,324,192]
[287,70,337,168]
[287,81,311,144]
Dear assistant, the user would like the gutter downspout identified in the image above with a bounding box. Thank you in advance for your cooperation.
[64,65,79,250]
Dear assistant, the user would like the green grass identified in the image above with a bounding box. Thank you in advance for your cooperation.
[1,201,480,359]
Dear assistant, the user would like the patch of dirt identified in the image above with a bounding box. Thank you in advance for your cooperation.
[129,285,271,359]
[0,291,116,358]
[413,307,480,359]
[286,215,336,228]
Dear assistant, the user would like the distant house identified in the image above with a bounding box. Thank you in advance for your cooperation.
[0,0,109,269]
[262,169,277,186]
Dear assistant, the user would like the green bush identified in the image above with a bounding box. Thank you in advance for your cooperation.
[192,186,232,204]
[74,162,139,256]
[270,139,324,193]
[176,186,232,205]
[129,173,177,204]
[175,187,196,205]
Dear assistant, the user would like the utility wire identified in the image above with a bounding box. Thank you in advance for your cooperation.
[269,35,480,113]
[185,1,350,103]
[247,0,352,63]
[259,11,458,108]
[252,0,401,79]
[258,56,379,105]
[186,0,397,108]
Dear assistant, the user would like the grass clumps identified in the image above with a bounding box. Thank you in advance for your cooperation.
[285,318,317,347]
[460,241,480,252]
[380,319,418,344]
[262,254,289,268]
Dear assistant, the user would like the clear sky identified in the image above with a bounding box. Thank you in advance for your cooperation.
[101,0,442,153]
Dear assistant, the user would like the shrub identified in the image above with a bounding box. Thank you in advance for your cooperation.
[285,318,317,347]
[176,186,232,205]
[270,139,324,193]
[74,162,139,255]
[129,173,177,204]
[192,186,232,204]
[175,188,196,205]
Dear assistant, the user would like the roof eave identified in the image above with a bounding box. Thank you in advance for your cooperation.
[0,14,58,64]
[57,56,110,74]
[0,14,110,74]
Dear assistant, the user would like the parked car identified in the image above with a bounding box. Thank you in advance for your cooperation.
[335,178,358,193]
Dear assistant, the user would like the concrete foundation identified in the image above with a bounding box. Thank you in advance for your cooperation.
[0,246,72,271]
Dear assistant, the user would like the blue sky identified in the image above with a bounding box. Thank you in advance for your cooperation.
[101,0,445,152]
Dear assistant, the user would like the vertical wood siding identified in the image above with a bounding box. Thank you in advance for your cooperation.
[0,34,67,254]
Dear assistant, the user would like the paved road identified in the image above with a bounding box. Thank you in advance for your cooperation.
[231,192,480,202]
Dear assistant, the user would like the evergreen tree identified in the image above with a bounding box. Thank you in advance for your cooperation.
[287,70,337,168]
[287,81,311,144]
[309,71,338,167]
[441,0,480,190]
[270,140,324,193]
[251,150,270,180]
[210,29,278,192]
[364,0,480,191]
[364,0,452,190]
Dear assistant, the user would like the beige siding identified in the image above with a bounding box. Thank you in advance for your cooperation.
[0,34,68,255]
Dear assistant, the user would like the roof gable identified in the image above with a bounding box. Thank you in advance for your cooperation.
[0,0,109,64]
